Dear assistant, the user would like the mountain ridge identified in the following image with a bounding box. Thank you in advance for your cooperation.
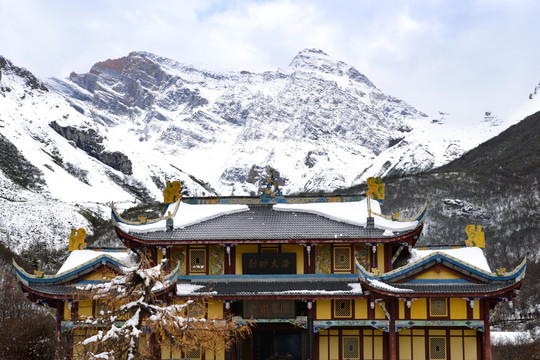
[0,50,513,257]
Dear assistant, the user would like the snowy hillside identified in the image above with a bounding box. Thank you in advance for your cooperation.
[0,50,510,256]
[48,49,508,194]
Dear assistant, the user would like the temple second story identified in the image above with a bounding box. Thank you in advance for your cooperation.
[111,193,427,276]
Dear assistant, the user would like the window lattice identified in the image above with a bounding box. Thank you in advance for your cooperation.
[334,299,352,317]
[429,337,446,359]
[430,298,448,317]
[190,249,206,272]
[343,336,360,359]
[334,247,351,270]
[185,349,201,359]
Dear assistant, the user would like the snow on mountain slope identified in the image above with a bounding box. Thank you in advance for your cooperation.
[0,56,215,255]
[48,49,509,195]
[0,50,510,256]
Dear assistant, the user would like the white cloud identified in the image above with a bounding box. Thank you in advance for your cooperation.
[0,0,539,125]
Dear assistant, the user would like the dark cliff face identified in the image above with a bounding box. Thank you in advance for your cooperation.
[49,121,133,175]
[0,56,48,92]
[69,53,179,117]
[436,110,540,179]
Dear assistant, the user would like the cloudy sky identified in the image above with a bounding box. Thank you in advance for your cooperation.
[1,0,539,125]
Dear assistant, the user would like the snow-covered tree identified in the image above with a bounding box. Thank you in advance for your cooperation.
[78,252,251,360]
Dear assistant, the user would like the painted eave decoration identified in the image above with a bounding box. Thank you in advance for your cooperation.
[13,250,134,287]
[112,199,249,234]
[112,195,427,237]
[356,250,526,296]
[13,249,180,298]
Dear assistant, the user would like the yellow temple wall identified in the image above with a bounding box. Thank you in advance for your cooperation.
[399,299,405,318]
[450,298,467,319]
[397,297,475,320]
[316,299,332,319]
[316,299,371,319]
[281,244,304,274]
[410,298,427,319]
[398,329,478,360]
[355,298,368,319]
[64,301,71,321]
[376,244,385,272]
[235,245,258,274]
[363,329,384,360]
[80,269,117,282]
[415,268,461,280]
[375,301,386,319]
[399,329,426,360]
[473,301,480,319]
[208,300,224,319]
[78,299,93,317]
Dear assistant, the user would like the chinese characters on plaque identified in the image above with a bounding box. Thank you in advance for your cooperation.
[242,253,296,275]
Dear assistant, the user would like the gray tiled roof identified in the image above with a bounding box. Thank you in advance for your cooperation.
[130,205,415,242]
[386,282,517,294]
[24,283,78,296]
[183,275,362,297]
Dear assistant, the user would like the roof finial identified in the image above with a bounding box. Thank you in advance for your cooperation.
[68,228,87,251]
[366,177,385,203]
[163,180,182,204]
[464,224,485,249]
[261,169,283,198]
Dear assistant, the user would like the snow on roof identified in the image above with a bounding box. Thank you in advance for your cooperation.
[367,279,413,293]
[57,249,136,275]
[176,283,208,295]
[273,198,418,232]
[117,202,249,234]
[408,247,491,272]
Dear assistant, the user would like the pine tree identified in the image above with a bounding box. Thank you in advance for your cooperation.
[78,252,251,359]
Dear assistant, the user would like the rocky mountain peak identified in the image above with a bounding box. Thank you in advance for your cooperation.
[90,56,127,76]
[0,56,48,92]
[288,48,375,88]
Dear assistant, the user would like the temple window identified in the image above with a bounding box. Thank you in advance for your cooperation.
[334,299,352,318]
[429,298,448,317]
[342,336,360,360]
[333,246,351,272]
[185,349,201,359]
[260,245,279,253]
[189,248,207,273]
[429,337,447,359]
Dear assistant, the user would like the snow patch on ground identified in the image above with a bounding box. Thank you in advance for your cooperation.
[491,331,534,345]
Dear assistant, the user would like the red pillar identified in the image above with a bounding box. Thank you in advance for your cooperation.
[55,303,64,360]
[388,299,397,360]
[482,300,492,360]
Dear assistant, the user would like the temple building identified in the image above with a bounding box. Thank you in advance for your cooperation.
[14,178,526,360]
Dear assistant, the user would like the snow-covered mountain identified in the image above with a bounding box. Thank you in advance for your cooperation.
[0,50,509,255]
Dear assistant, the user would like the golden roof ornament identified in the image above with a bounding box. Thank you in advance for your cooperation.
[163,180,182,204]
[262,169,283,197]
[68,228,87,252]
[366,177,385,202]
[465,224,485,249]
[137,216,147,224]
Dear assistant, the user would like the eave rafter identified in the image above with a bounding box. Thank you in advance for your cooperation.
[356,256,527,300]
[114,223,424,247]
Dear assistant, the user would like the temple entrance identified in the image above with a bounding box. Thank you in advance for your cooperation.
[254,331,301,360]
[238,324,306,360]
